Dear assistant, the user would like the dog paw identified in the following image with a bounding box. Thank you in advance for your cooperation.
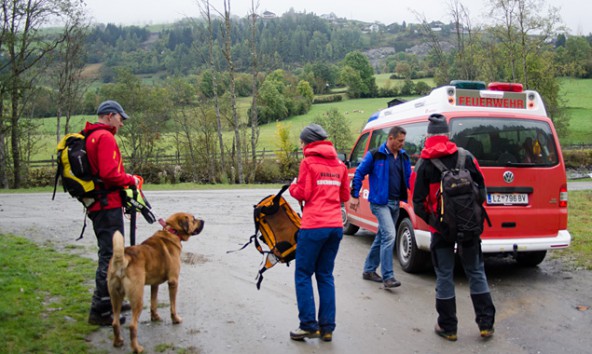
[132,344,144,353]
[113,338,124,347]
[151,313,161,321]
[172,315,183,324]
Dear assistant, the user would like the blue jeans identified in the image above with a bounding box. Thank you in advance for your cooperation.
[295,227,342,333]
[430,233,491,299]
[364,201,399,281]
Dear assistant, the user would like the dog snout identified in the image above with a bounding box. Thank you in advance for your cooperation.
[192,219,205,235]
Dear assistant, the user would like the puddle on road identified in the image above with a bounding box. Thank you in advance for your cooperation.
[182,252,209,265]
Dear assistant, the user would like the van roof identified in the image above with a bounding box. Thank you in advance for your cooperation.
[365,84,548,130]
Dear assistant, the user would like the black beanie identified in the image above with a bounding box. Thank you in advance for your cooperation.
[300,123,328,144]
[427,114,449,134]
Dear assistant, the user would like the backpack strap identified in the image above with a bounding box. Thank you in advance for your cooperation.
[456,148,467,170]
[430,158,448,173]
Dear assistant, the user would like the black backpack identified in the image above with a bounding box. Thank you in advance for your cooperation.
[431,148,490,243]
[228,185,301,289]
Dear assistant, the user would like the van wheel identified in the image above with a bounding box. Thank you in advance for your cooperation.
[516,251,547,267]
[342,205,359,235]
[396,218,430,273]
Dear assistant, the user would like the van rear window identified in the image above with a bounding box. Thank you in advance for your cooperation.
[450,117,558,167]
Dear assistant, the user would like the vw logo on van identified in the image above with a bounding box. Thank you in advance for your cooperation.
[503,171,514,183]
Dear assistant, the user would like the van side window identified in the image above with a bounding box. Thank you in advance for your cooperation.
[400,122,428,165]
[367,122,428,165]
[349,132,369,167]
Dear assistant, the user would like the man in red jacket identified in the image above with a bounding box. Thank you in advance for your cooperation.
[85,100,138,326]
[289,124,350,342]
[412,114,495,341]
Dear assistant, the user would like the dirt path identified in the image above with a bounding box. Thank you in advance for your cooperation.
[1,189,591,354]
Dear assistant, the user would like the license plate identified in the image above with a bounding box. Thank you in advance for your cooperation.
[487,193,528,205]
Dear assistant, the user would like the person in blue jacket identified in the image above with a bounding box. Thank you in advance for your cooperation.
[350,126,411,288]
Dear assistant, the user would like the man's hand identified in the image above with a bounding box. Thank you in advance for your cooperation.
[128,174,140,187]
[350,197,360,211]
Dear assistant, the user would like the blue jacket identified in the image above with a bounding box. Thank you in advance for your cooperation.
[351,143,412,205]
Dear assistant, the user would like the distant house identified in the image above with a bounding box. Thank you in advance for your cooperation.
[320,13,339,21]
[262,11,276,19]
[363,23,381,33]
[387,98,406,108]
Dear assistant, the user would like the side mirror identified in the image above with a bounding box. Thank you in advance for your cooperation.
[337,152,351,168]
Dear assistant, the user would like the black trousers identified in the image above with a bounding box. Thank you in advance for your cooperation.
[88,207,125,314]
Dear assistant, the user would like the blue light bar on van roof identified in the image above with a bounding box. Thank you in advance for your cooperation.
[450,80,486,90]
[367,111,380,123]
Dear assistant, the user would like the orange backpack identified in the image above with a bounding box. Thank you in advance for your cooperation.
[229,185,301,289]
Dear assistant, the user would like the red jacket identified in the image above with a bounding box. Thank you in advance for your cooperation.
[289,140,350,229]
[83,122,136,212]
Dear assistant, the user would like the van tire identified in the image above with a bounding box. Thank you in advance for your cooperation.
[342,205,359,235]
[396,218,430,273]
[516,251,547,267]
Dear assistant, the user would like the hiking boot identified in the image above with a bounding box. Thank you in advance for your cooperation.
[88,311,126,327]
[320,331,333,342]
[290,328,320,341]
[383,278,401,288]
[362,271,382,282]
[480,327,495,338]
[434,324,457,341]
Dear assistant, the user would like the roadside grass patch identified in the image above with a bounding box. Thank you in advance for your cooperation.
[0,235,99,353]
[556,190,592,269]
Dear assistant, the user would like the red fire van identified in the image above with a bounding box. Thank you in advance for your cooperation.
[343,81,571,273]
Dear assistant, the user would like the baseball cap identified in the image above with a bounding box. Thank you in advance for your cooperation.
[97,100,129,120]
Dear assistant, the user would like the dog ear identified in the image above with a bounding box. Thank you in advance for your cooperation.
[180,215,190,235]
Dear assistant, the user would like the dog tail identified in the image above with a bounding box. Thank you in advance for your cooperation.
[111,231,128,277]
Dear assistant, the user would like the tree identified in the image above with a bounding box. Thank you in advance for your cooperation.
[486,0,567,135]
[555,36,592,78]
[340,51,377,98]
[97,69,172,173]
[315,108,353,153]
[221,0,244,184]
[1,0,81,188]
[248,0,260,183]
[257,76,288,123]
[487,0,561,85]
[51,6,91,141]
[297,80,314,102]
[448,0,480,81]
[200,0,228,182]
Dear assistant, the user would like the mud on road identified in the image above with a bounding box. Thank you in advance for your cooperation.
[1,189,591,354]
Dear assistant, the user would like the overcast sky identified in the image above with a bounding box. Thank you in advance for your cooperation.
[83,0,590,35]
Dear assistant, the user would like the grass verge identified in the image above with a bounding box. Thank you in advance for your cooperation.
[555,190,592,270]
[0,235,98,353]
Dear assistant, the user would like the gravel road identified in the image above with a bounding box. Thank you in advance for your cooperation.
[0,185,591,354]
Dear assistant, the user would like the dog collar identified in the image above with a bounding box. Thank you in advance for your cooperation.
[158,218,180,238]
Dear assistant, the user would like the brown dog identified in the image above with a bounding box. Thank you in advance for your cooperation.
[107,212,205,353]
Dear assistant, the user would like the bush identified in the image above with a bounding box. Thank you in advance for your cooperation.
[313,94,343,104]
[255,159,284,183]
[563,149,592,169]
[25,166,54,187]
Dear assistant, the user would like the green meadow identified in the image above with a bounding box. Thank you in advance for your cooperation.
[27,77,592,162]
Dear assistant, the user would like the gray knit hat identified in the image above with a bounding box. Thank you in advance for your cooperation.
[427,113,449,134]
[300,123,328,144]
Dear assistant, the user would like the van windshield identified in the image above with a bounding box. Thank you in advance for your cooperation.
[450,117,559,167]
